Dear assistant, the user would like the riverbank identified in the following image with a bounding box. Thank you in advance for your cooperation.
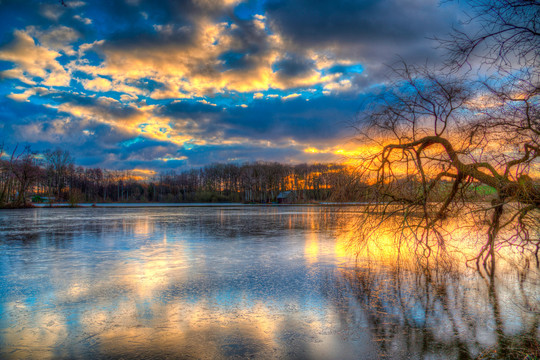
[24,202,368,208]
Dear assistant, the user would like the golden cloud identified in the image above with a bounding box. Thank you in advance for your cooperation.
[82,77,113,92]
[67,16,355,99]
[0,30,70,86]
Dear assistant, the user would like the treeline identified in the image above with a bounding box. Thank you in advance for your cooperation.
[0,145,360,207]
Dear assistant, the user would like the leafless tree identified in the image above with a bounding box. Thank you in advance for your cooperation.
[10,146,41,206]
[350,0,539,275]
[0,144,41,207]
[44,148,73,201]
[439,0,539,73]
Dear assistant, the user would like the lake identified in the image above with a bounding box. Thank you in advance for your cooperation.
[0,206,538,359]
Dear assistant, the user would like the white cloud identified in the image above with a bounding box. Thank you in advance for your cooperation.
[74,15,92,25]
[323,79,352,93]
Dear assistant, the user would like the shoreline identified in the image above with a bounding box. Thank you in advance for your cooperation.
[1,202,369,209]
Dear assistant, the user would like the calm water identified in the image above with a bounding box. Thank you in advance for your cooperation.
[0,207,538,359]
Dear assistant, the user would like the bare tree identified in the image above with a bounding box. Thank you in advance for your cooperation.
[350,0,539,275]
[45,148,73,201]
[11,146,41,206]
[0,144,41,207]
[439,0,540,72]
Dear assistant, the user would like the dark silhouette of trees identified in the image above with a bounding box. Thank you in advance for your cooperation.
[11,146,41,207]
[0,145,355,207]
[44,148,74,201]
[0,145,41,207]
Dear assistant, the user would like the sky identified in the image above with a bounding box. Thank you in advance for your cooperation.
[0,0,465,172]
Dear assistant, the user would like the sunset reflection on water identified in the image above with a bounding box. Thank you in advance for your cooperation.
[0,207,537,359]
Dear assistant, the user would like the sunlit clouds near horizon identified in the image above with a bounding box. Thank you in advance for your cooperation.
[0,0,463,172]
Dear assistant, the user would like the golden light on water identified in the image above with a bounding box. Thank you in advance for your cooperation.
[1,208,538,359]
[304,230,320,264]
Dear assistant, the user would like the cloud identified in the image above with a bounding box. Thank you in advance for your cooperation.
[0,0,464,171]
[265,0,459,81]
[266,0,455,47]
[27,25,80,55]
[323,79,352,93]
[7,88,36,102]
[73,15,92,25]
[71,13,351,98]
[281,93,301,100]
[40,3,65,21]
[82,77,113,92]
[0,30,71,86]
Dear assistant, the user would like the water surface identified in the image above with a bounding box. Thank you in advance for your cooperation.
[0,207,538,359]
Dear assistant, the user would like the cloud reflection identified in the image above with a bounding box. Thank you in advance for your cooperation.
[0,207,537,359]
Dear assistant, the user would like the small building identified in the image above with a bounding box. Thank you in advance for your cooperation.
[276,191,296,204]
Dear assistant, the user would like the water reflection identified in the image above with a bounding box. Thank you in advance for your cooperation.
[332,260,539,359]
[0,207,537,359]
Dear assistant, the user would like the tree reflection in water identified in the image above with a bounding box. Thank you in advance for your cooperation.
[0,207,538,359]
[331,229,539,359]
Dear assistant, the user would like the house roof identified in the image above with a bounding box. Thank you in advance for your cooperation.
[277,191,295,199]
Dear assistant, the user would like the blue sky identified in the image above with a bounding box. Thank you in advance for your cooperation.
[0,0,464,172]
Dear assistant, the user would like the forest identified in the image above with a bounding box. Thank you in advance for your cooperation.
[0,144,362,207]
